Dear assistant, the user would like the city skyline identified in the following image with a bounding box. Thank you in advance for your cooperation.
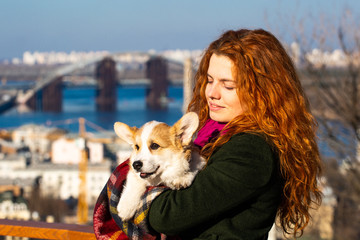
[1,0,359,60]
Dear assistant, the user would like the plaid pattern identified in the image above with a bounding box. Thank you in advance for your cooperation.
[93,160,180,240]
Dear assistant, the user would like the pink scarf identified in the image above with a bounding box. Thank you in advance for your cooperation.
[194,119,227,148]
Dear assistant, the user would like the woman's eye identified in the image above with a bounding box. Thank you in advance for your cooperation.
[225,86,235,90]
[134,145,139,150]
[223,83,236,90]
[150,143,160,150]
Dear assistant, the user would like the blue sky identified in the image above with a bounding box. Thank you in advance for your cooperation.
[1,0,359,59]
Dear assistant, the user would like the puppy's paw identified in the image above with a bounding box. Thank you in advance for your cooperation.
[168,173,195,189]
[117,199,137,220]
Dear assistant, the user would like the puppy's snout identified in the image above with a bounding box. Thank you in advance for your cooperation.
[132,161,143,171]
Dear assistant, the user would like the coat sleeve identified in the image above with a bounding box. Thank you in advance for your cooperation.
[148,133,277,236]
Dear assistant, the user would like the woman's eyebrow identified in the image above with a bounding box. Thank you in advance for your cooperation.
[207,73,235,83]
[219,79,235,83]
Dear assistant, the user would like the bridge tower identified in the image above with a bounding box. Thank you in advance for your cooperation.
[95,57,117,111]
[27,76,63,112]
[146,57,168,110]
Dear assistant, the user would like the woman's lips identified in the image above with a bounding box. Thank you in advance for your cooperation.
[209,102,224,111]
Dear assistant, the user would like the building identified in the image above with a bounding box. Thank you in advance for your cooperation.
[51,137,104,164]
[12,124,66,156]
[1,161,111,206]
[0,190,30,220]
[0,154,27,175]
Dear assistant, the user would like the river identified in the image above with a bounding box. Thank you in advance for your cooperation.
[0,85,184,132]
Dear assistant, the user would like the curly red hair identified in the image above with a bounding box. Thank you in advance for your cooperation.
[188,29,322,237]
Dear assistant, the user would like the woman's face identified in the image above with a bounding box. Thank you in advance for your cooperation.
[205,54,245,122]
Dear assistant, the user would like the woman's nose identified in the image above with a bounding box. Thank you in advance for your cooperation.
[207,82,221,99]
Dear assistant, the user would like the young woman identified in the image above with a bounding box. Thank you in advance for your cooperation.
[147,29,322,239]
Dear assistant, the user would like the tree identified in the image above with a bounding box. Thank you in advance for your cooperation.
[28,177,70,222]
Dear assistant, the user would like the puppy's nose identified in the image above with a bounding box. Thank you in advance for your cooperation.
[132,161,143,171]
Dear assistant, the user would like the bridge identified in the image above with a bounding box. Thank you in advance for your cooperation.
[0,52,195,113]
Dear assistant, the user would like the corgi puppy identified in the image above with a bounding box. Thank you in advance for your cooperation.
[114,112,205,220]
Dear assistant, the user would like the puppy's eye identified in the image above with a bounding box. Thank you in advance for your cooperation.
[134,144,139,150]
[150,143,160,150]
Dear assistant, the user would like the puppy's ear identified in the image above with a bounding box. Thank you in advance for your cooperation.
[173,112,199,146]
[114,122,137,145]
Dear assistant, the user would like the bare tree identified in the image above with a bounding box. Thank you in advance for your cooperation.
[28,177,70,222]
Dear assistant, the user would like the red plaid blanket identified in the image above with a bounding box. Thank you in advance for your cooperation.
[93,160,180,240]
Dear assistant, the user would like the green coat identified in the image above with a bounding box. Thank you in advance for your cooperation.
[148,133,283,240]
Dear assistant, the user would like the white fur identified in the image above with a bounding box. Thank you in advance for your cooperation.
[114,112,205,220]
